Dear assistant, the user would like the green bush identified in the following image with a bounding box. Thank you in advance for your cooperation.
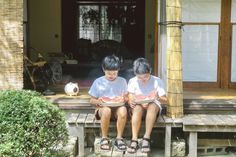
[0,90,68,157]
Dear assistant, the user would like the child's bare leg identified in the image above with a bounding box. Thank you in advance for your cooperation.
[144,103,159,138]
[99,107,111,138]
[131,105,143,140]
[116,106,127,138]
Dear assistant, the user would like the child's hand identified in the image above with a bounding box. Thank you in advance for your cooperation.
[141,103,149,109]
[128,100,136,108]
[148,90,158,99]
[96,98,104,107]
[128,94,136,108]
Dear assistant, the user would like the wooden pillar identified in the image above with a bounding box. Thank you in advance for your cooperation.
[153,0,159,76]
[166,0,183,118]
[219,0,232,88]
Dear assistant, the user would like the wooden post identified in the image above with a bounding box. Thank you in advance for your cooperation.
[153,0,159,76]
[166,0,183,118]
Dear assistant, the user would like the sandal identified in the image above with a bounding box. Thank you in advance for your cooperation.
[141,138,151,153]
[114,138,127,151]
[100,138,110,150]
[127,140,139,154]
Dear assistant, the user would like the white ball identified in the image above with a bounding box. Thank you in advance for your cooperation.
[64,82,79,96]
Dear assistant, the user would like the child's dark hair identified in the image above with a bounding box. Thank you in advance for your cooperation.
[102,55,120,71]
[133,58,152,75]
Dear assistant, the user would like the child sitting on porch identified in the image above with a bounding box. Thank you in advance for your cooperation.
[88,55,128,151]
[127,57,168,153]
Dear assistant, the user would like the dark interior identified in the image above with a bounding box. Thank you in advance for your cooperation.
[61,0,145,85]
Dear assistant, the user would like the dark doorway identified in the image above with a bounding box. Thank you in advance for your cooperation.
[61,0,145,86]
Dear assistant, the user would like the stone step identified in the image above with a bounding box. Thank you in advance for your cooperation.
[94,137,148,157]
[53,136,78,157]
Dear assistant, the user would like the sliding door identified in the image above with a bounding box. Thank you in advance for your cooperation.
[182,0,221,88]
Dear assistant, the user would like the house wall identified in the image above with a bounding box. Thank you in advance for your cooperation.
[28,0,61,61]
[0,0,24,89]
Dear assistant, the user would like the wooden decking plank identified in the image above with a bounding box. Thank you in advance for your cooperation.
[163,115,173,124]
[206,115,220,126]
[183,114,198,125]
[77,113,88,124]
[211,115,226,125]
[85,113,95,124]
[226,115,236,125]
[66,113,79,124]
[218,115,233,125]
[95,119,101,124]
[183,114,218,125]
[196,114,212,125]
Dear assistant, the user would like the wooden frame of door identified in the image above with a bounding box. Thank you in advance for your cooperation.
[219,0,232,89]
[153,0,158,76]
[230,23,236,88]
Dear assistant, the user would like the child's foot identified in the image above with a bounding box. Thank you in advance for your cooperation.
[141,138,151,153]
[100,138,110,150]
[114,138,127,151]
[127,140,139,154]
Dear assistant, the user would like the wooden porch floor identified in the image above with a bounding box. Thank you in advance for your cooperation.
[45,88,236,113]
[46,88,236,100]
[183,88,236,99]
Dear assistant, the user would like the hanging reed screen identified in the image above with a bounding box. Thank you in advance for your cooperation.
[0,0,23,89]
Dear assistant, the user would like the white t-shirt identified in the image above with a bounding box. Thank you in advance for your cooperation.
[88,76,128,98]
[127,75,166,97]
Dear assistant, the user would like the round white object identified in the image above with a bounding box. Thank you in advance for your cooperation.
[64,82,79,96]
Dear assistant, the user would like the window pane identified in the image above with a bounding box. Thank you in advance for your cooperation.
[78,6,100,42]
[182,25,219,82]
[182,0,221,22]
[232,0,236,23]
[231,25,236,82]
[99,6,122,42]
[78,5,131,43]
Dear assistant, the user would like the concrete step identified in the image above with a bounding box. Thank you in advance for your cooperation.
[198,146,228,156]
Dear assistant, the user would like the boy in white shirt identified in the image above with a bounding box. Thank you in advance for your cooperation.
[127,58,168,153]
[89,55,128,151]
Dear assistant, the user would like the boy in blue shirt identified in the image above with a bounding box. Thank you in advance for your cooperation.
[89,55,128,151]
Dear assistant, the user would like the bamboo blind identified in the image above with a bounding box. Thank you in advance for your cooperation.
[166,0,183,118]
[0,0,24,90]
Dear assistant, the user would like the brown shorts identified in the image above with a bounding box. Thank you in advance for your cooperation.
[94,105,127,120]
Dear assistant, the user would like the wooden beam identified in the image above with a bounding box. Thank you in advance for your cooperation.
[198,139,236,147]
[153,0,159,76]
[219,0,232,88]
